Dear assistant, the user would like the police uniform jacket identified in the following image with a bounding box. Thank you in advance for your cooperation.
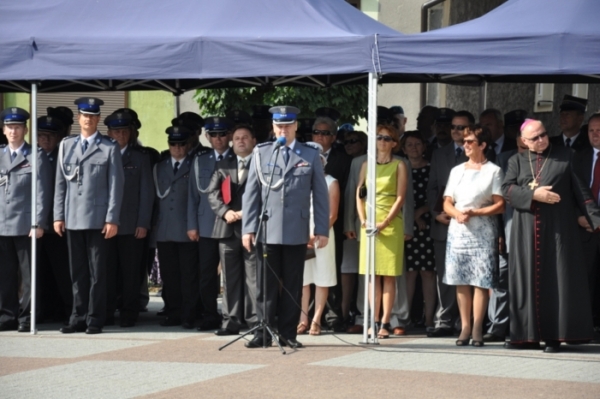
[53,133,124,230]
[44,146,59,232]
[242,141,329,245]
[0,143,52,236]
[154,155,192,242]
[187,149,229,238]
[207,152,251,239]
[118,146,154,235]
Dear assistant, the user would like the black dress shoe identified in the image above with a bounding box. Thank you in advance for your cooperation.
[281,338,303,348]
[85,326,102,334]
[427,327,454,338]
[215,328,239,336]
[504,341,541,350]
[483,333,505,342]
[160,317,181,327]
[245,336,271,348]
[455,338,470,346]
[544,341,561,353]
[197,320,221,331]
[60,324,86,334]
[157,307,166,317]
[120,320,135,328]
[18,323,30,333]
[0,320,18,331]
[182,321,195,330]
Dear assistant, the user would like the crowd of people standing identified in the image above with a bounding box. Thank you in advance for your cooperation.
[1,93,599,353]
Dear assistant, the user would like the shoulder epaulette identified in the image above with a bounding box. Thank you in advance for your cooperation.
[0,144,6,149]
[197,149,211,157]
[64,134,78,140]
[301,142,319,151]
[101,135,116,143]
[257,142,272,148]
[130,144,147,154]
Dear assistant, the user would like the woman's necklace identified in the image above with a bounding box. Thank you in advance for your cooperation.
[527,147,551,190]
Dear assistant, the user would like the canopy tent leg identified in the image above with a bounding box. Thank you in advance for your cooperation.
[360,72,379,345]
[30,82,39,335]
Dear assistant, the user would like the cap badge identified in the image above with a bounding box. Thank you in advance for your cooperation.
[117,113,122,119]
[89,98,95,105]
[11,107,17,114]
[214,117,220,123]
[47,117,52,123]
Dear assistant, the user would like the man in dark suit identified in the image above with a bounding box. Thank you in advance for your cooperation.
[207,124,258,336]
[105,112,154,328]
[550,95,590,152]
[426,110,472,337]
[480,108,517,155]
[572,113,600,335]
[187,117,233,330]
[242,105,330,349]
[311,112,352,330]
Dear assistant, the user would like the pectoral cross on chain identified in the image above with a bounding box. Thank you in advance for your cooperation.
[528,179,539,190]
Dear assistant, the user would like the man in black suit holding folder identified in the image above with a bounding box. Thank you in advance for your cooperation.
[207,125,258,335]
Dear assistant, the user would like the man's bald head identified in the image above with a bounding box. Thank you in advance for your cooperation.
[520,119,549,153]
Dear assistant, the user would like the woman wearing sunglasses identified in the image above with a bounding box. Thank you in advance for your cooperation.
[442,124,505,347]
[356,124,408,338]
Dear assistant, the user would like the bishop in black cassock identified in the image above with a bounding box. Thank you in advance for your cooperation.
[501,119,600,352]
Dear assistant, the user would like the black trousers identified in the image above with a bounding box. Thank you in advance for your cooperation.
[198,237,221,323]
[325,222,345,327]
[582,232,600,325]
[66,229,108,328]
[219,235,258,331]
[157,241,199,323]
[38,232,72,321]
[106,234,145,321]
[256,243,306,340]
[0,236,32,324]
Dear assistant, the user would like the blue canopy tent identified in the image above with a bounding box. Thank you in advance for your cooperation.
[379,0,600,84]
[0,0,404,93]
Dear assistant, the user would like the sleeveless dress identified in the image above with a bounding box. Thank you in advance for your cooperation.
[303,174,337,287]
[442,162,503,289]
[359,159,404,277]
[405,164,435,272]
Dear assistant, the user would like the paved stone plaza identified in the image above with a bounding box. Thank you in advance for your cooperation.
[1,297,599,399]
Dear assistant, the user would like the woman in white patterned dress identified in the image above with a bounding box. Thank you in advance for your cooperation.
[443,125,505,347]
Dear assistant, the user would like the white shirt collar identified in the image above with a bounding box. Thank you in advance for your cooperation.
[214,148,229,160]
[9,142,25,154]
[171,156,184,167]
[237,154,251,164]
[82,131,98,144]
[120,144,128,155]
[563,132,579,145]
[286,140,297,151]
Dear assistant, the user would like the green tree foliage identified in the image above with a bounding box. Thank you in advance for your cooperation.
[194,85,367,125]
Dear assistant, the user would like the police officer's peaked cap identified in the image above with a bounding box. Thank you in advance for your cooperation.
[0,107,30,125]
[74,97,104,115]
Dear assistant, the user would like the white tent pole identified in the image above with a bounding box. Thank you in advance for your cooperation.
[361,72,378,345]
[30,82,38,335]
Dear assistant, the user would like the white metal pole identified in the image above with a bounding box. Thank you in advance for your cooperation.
[361,72,378,345]
[30,83,38,335]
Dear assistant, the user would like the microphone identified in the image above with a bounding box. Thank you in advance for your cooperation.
[274,136,287,148]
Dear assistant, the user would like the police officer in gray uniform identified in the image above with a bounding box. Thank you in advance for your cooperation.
[242,106,330,349]
[155,126,197,328]
[54,97,124,335]
[187,117,233,330]
[0,107,52,332]
[36,115,72,323]
[104,112,154,328]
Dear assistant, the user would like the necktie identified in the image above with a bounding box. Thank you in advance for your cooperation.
[565,137,572,147]
[283,147,290,165]
[10,151,17,163]
[82,140,89,153]
[238,159,247,182]
[591,153,600,204]
[217,154,223,162]
[455,147,463,162]
[173,161,180,174]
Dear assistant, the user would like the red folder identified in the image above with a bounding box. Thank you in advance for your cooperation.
[221,175,232,205]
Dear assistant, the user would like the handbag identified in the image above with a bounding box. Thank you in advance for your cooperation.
[359,184,367,199]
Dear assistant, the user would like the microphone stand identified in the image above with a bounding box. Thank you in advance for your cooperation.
[219,142,289,354]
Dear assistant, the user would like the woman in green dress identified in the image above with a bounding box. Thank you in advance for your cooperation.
[356,124,408,338]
